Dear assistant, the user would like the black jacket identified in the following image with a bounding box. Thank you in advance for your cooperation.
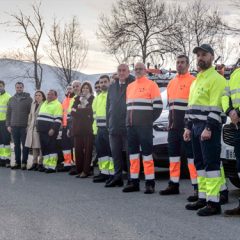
[107,75,135,135]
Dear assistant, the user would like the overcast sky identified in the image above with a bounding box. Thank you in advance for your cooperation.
[0,0,239,74]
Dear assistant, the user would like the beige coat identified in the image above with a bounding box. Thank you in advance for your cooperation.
[25,101,42,148]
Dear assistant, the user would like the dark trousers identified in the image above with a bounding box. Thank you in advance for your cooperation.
[233,129,240,174]
[11,126,29,164]
[109,133,130,180]
[74,135,93,175]
[39,132,57,157]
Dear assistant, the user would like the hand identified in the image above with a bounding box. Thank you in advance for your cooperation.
[201,128,212,141]
[48,129,55,136]
[67,129,71,137]
[229,110,239,125]
[183,128,191,142]
[7,127,11,133]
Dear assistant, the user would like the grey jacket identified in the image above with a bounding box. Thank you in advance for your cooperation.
[6,92,32,127]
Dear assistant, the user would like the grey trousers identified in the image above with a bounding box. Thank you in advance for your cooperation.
[109,133,130,180]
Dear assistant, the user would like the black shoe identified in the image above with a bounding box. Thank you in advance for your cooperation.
[105,178,124,188]
[105,176,114,185]
[224,206,240,217]
[28,163,38,171]
[93,174,109,183]
[11,164,21,170]
[69,166,78,175]
[38,164,45,172]
[45,169,56,174]
[144,185,155,194]
[185,200,206,211]
[187,190,198,202]
[197,204,221,216]
[0,159,4,167]
[122,183,140,193]
[21,164,27,170]
[220,190,229,205]
[5,159,11,168]
[159,184,179,195]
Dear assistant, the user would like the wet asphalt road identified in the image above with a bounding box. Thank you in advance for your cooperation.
[0,165,240,240]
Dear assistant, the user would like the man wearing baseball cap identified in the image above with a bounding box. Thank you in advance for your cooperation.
[183,44,226,216]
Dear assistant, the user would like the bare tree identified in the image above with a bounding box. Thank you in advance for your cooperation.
[47,16,88,88]
[97,0,179,65]
[10,2,44,90]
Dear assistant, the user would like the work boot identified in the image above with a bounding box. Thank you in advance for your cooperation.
[11,163,21,170]
[93,173,109,183]
[122,182,140,193]
[5,159,11,168]
[185,199,206,210]
[144,185,155,194]
[187,189,198,202]
[21,164,27,170]
[0,160,6,167]
[220,190,229,205]
[159,182,179,195]
[197,204,221,216]
[28,163,38,171]
[224,205,240,217]
[37,164,45,172]
[105,178,124,188]
[45,169,56,174]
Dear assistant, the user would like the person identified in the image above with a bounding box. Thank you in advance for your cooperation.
[222,66,240,216]
[68,80,81,175]
[159,55,198,202]
[94,80,101,95]
[36,90,62,173]
[93,75,114,183]
[70,82,94,178]
[25,91,46,171]
[122,62,162,194]
[0,80,11,168]
[184,44,226,216]
[105,64,134,187]
[60,85,75,171]
[6,82,32,170]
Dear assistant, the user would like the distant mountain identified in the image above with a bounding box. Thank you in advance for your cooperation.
[0,58,111,100]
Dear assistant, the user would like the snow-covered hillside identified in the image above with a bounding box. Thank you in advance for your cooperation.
[0,59,109,101]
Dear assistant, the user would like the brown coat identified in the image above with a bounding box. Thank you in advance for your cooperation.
[25,101,43,148]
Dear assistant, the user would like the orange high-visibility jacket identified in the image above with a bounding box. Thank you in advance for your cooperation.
[62,95,74,127]
[167,72,195,129]
[126,76,162,126]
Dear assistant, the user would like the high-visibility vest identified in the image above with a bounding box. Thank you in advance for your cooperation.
[167,72,195,129]
[62,95,73,127]
[186,66,226,130]
[0,92,11,121]
[126,76,162,126]
[222,68,240,115]
[37,99,63,132]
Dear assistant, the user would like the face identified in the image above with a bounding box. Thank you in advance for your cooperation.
[134,63,146,78]
[99,78,110,92]
[47,90,57,102]
[15,84,24,94]
[196,50,214,70]
[72,83,81,95]
[35,92,44,103]
[0,83,5,92]
[95,83,101,95]
[81,84,90,96]
[176,57,189,74]
[66,86,73,95]
[118,65,130,82]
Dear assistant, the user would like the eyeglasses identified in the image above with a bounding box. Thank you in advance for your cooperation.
[95,87,100,89]
[135,68,144,71]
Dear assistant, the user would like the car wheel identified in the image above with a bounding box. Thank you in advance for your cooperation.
[229,177,240,188]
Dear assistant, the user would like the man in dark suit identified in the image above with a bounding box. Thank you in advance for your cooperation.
[106,64,134,187]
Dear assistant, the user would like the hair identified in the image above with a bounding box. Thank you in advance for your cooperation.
[177,54,189,64]
[80,81,93,94]
[15,82,24,87]
[94,80,100,86]
[35,90,46,101]
[99,75,110,82]
[71,80,81,86]
[0,80,5,86]
[49,89,58,96]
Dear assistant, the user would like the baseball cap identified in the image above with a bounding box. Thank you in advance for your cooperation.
[193,44,214,56]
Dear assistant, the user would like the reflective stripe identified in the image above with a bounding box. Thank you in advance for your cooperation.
[220,184,227,191]
[197,170,206,177]
[131,173,139,179]
[127,106,153,110]
[0,110,7,113]
[187,158,194,164]
[169,99,188,104]
[191,178,198,185]
[101,170,109,175]
[208,112,221,122]
[153,97,162,101]
[170,176,179,183]
[198,192,206,199]
[142,155,153,161]
[145,174,155,180]
[37,117,54,122]
[153,104,163,108]
[207,195,219,203]
[206,171,221,178]
[188,105,222,112]
[232,99,240,104]
[55,119,62,123]
[169,105,187,111]
[130,154,140,160]
[230,88,240,94]
[97,122,107,127]
[188,114,207,121]
[98,156,109,162]
[169,156,180,163]
[127,98,152,104]
[96,116,106,120]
